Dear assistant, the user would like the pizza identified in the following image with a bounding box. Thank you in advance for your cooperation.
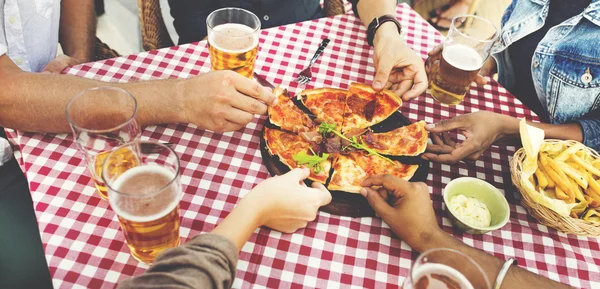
[328,151,419,193]
[263,127,331,183]
[342,82,402,133]
[268,87,315,133]
[298,88,347,130]
[359,121,428,156]
[263,82,428,194]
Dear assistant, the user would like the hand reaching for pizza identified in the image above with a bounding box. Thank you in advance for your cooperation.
[241,168,332,233]
[422,111,518,164]
[372,23,427,101]
[360,175,442,253]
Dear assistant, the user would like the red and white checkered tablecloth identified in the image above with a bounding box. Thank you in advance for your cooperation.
[8,4,600,288]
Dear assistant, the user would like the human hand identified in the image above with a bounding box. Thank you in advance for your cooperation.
[181,70,276,132]
[241,168,332,233]
[41,55,85,74]
[425,44,497,86]
[422,111,518,164]
[360,175,441,252]
[372,24,427,101]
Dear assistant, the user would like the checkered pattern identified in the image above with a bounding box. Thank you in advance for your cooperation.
[7,4,600,288]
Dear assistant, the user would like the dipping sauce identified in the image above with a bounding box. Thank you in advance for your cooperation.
[448,194,492,228]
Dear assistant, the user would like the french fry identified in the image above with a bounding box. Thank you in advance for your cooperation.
[538,160,555,188]
[543,154,575,202]
[555,186,569,201]
[559,161,588,189]
[568,176,585,203]
[592,159,600,170]
[555,143,584,162]
[572,155,600,177]
[584,196,600,208]
[534,167,549,189]
[586,175,600,199]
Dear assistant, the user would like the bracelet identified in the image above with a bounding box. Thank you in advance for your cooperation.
[494,258,517,289]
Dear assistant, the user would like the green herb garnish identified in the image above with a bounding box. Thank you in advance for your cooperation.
[318,122,395,164]
[293,148,329,174]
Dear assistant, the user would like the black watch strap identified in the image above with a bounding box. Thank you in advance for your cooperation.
[367,14,402,46]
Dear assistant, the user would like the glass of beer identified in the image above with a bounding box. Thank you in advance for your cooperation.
[66,87,141,200]
[403,248,490,289]
[430,15,499,105]
[102,141,182,264]
[206,7,260,78]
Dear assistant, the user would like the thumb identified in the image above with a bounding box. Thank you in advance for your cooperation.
[360,187,393,217]
[425,117,466,133]
[373,59,394,91]
[285,167,310,182]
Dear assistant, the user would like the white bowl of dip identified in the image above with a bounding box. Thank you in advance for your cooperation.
[443,177,510,234]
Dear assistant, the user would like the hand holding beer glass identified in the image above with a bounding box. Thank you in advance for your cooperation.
[403,248,491,289]
[66,87,141,199]
[207,8,260,78]
[428,15,499,105]
[102,141,182,264]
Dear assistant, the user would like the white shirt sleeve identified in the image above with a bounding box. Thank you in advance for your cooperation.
[0,43,6,56]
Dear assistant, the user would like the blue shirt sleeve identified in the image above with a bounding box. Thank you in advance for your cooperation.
[576,119,600,152]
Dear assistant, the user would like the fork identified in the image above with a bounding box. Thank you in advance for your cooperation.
[295,38,331,84]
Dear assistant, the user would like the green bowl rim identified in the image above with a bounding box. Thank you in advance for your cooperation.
[443,177,510,231]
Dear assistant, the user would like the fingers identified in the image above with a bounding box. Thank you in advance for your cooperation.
[474,75,488,86]
[231,91,269,115]
[311,182,333,206]
[428,44,443,57]
[41,61,68,74]
[224,107,255,126]
[285,167,311,181]
[360,174,412,198]
[360,187,393,217]
[402,68,428,101]
[425,143,455,154]
[373,57,394,91]
[231,73,276,105]
[421,142,480,164]
[390,79,413,99]
[424,116,467,133]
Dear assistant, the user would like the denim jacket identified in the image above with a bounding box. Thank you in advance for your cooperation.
[493,0,600,150]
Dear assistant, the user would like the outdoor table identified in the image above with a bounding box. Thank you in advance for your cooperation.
[6,3,599,288]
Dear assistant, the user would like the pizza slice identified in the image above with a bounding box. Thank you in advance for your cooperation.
[297,88,347,130]
[268,87,315,133]
[342,82,402,133]
[328,151,419,193]
[359,121,429,156]
[264,127,331,183]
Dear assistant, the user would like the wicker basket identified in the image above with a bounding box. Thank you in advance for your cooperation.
[510,139,600,236]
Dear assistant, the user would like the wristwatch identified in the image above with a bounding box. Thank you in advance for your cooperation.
[367,14,402,46]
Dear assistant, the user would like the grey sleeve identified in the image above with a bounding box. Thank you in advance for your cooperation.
[117,234,238,289]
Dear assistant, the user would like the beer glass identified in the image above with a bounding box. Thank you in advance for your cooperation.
[66,87,141,200]
[430,15,499,105]
[102,141,182,264]
[207,7,260,78]
[403,248,490,289]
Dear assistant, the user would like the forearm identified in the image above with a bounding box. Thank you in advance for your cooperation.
[420,230,569,289]
[355,0,397,27]
[117,234,238,289]
[59,0,96,62]
[210,199,263,251]
[499,116,584,143]
[0,58,185,133]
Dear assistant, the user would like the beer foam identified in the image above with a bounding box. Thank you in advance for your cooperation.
[412,263,474,289]
[442,44,483,72]
[110,165,179,223]
[209,23,259,53]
